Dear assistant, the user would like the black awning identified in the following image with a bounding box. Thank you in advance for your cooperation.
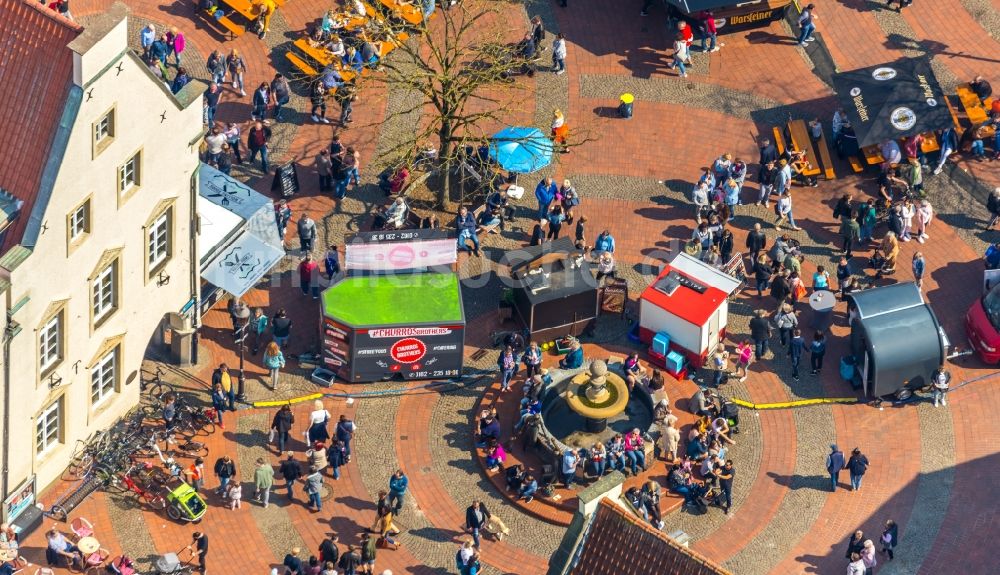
[831,58,953,147]
[664,0,776,12]
[665,0,739,11]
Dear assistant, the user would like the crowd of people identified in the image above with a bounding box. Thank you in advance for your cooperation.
[39,1,993,573]
[167,395,403,575]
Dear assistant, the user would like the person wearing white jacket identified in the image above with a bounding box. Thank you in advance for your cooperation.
[667,37,689,77]
[552,33,567,74]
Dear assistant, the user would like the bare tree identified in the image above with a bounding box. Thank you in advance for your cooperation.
[364,0,551,207]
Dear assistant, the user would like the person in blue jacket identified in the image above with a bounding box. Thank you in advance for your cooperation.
[455,206,479,256]
[387,470,408,514]
[593,230,615,255]
[807,330,827,375]
[342,46,364,73]
[559,339,583,369]
[722,177,741,221]
[789,329,805,380]
[535,178,557,219]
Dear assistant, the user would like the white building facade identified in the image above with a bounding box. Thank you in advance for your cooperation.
[0,1,203,520]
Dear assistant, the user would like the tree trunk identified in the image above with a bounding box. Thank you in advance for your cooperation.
[438,122,453,209]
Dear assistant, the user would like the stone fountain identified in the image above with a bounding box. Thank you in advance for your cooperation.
[564,360,630,433]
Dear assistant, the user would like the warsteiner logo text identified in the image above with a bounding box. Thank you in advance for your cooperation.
[730,9,773,25]
[917,75,934,99]
[853,95,870,122]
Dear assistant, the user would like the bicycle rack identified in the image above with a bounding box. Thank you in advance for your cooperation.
[44,473,103,521]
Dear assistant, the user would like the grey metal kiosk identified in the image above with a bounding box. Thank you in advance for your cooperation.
[847,282,945,398]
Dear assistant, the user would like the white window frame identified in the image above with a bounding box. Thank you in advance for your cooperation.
[39,315,61,373]
[90,348,117,408]
[119,153,140,195]
[70,203,89,241]
[95,113,113,144]
[36,399,61,455]
[148,211,170,270]
[92,262,117,323]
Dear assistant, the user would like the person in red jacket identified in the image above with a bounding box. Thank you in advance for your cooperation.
[699,11,721,53]
[298,254,320,299]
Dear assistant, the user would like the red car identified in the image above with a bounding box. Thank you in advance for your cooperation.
[966,282,1000,364]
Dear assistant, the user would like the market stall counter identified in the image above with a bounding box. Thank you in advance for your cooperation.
[503,237,600,341]
[639,252,741,369]
[321,272,466,382]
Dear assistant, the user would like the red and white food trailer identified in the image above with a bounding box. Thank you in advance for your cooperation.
[639,252,742,369]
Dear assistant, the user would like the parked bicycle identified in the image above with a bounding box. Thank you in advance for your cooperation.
[137,429,208,461]
[66,429,107,480]
[66,408,148,480]
[98,463,167,511]
[173,400,217,438]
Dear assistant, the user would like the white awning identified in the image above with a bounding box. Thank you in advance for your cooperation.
[201,233,285,297]
[198,164,285,297]
[197,196,243,263]
[670,252,742,295]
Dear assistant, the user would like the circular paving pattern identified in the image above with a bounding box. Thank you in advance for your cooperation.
[18,2,1000,575]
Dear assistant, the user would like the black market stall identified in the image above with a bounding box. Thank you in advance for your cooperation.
[832,57,952,146]
[665,0,792,34]
[846,282,945,398]
[320,228,464,382]
[197,163,286,311]
[503,237,599,340]
[321,274,466,382]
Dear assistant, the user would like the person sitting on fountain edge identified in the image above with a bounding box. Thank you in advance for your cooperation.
[476,410,500,447]
[505,464,526,492]
[517,474,538,503]
[622,352,647,391]
[559,339,584,369]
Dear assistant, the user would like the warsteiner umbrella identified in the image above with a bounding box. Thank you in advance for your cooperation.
[831,57,952,147]
[488,126,554,173]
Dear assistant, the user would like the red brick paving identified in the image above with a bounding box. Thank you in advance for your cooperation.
[817,0,906,71]
[690,391,797,563]
[922,382,1000,574]
[553,0,831,106]
[396,390,551,575]
[26,0,1000,573]
[900,3,1000,83]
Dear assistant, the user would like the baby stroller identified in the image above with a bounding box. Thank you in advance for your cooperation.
[681,482,710,515]
[154,552,193,575]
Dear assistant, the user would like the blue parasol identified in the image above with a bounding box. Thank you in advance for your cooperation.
[488,126,553,173]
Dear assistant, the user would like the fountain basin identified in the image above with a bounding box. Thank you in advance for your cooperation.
[565,368,629,432]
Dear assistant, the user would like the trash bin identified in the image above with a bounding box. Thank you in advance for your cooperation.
[167,312,195,366]
[839,356,855,382]
[618,93,634,118]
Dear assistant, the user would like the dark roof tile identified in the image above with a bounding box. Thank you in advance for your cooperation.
[570,499,732,575]
[0,0,82,249]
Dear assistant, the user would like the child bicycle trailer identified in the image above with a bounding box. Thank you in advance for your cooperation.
[719,395,740,434]
[165,481,207,522]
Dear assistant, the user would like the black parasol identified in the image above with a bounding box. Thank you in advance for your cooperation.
[664,0,744,11]
[831,58,952,147]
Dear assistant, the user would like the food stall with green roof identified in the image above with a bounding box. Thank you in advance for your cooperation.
[320,272,466,382]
